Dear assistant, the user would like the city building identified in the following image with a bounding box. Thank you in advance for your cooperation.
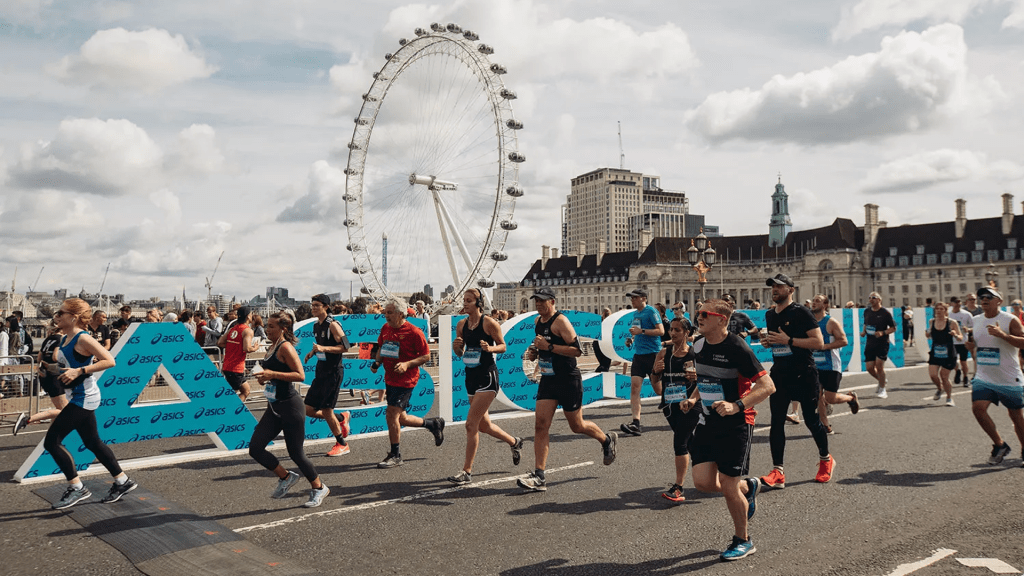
[490,282,518,313]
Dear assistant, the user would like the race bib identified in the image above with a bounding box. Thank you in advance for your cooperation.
[697,377,725,408]
[381,340,400,359]
[664,384,689,403]
[316,352,327,361]
[463,347,482,368]
[933,345,948,359]
[771,344,793,357]
[264,382,276,402]
[977,347,1000,366]
[538,359,555,375]
[632,317,642,328]
[812,350,828,369]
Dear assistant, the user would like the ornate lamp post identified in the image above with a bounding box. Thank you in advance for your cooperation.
[687,229,716,301]
[1016,265,1022,301]
[937,269,943,303]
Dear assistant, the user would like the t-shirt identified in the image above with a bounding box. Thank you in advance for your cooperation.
[204,316,223,347]
[972,311,1024,386]
[949,309,973,342]
[727,310,756,338]
[863,307,895,345]
[692,333,766,426]
[222,323,249,373]
[630,305,663,355]
[89,324,111,346]
[967,306,984,317]
[765,302,819,373]
[377,320,429,388]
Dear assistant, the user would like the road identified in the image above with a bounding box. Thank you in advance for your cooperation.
[1,366,1022,576]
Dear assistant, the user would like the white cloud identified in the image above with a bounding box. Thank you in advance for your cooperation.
[276,160,346,223]
[148,188,182,224]
[168,124,226,175]
[831,0,996,41]
[860,148,1024,192]
[684,25,1001,145]
[0,190,104,239]
[0,0,52,26]
[47,28,217,92]
[1004,0,1024,27]
[9,118,164,196]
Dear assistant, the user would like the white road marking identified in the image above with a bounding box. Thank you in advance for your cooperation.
[234,461,595,533]
[956,558,1020,573]
[883,548,957,576]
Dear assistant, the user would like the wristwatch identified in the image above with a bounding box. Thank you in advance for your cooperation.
[735,399,746,411]
[788,336,794,346]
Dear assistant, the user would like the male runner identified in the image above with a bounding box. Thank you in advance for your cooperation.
[88,311,111,350]
[810,294,859,434]
[620,289,664,436]
[684,298,775,561]
[949,296,975,386]
[518,287,617,491]
[724,294,759,340]
[965,287,1024,465]
[303,294,353,457]
[861,292,895,398]
[371,300,444,468]
[758,274,834,488]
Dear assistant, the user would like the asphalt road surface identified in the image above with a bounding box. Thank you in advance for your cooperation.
[2,366,1022,576]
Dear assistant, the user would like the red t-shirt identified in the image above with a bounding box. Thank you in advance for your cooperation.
[222,323,249,374]
[377,321,429,388]
[194,320,207,346]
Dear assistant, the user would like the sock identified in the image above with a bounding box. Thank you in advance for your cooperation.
[774,466,784,473]
[114,475,127,485]
[632,418,640,427]
[534,468,546,481]
[603,435,612,447]
[71,481,84,490]
[390,443,400,456]
[335,434,347,446]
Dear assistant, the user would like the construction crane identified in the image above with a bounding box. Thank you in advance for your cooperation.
[205,251,225,307]
[98,263,110,293]
[10,265,17,293]
[30,266,44,292]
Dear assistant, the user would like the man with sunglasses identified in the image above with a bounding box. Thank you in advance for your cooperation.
[965,287,1024,466]
[758,274,834,489]
[620,289,664,437]
[686,299,775,561]
[861,292,896,398]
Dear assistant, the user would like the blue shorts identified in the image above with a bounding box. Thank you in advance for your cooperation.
[972,380,1024,410]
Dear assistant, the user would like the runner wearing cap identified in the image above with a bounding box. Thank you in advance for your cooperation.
[620,288,664,437]
[518,287,617,492]
[964,287,1024,466]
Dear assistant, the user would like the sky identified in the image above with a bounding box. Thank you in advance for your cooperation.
[1,0,1023,303]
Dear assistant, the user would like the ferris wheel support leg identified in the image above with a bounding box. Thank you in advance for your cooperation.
[434,191,475,271]
[432,190,462,287]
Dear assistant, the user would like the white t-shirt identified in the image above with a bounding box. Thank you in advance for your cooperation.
[948,309,973,342]
[972,311,1024,386]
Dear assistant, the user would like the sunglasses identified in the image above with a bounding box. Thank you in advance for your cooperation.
[698,310,727,319]
[54,310,69,318]
[978,296,995,301]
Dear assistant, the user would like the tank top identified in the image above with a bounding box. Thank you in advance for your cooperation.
[460,315,495,372]
[972,311,1024,386]
[929,318,955,360]
[222,322,249,373]
[55,331,101,410]
[813,315,842,372]
[535,311,579,377]
[313,316,344,377]
[261,342,296,404]
[660,344,697,405]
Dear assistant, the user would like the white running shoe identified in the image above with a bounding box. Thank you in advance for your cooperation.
[877,387,888,399]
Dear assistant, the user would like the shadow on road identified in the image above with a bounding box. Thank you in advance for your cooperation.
[500,549,722,576]
[837,466,1004,488]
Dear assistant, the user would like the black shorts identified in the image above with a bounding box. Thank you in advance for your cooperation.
[928,351,957,371]
[955,344,969,362]
[630,352,658,378]
[223,370,246,392]
[689,419,754,478]
[536,371,583,412]
[304,377,341,410]
[864,340,889,362]
[663,402,701,457]
[818,370,842,394]
[39,375,63,398]
[385,385,413,410]
[465,365,500,395]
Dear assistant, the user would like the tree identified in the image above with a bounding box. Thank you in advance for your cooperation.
[35,304,55,319]
[409,291,433,305]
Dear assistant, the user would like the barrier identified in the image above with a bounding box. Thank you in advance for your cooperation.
[1,355,38,422]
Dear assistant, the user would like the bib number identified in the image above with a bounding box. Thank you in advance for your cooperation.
[381,341,400,359]
[771,344,793,357]
[664,384,688,403]
[264,382,276,402]
[812,350,828,369]
[977,347,1000,366]
[463,347,482,368]
[316,352,327,361]
[697,377,725,409]
[538,359,555,376]
[933,345,948,359]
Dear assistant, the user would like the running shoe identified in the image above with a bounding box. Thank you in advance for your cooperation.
[933,389,943,401]
[823,423,834,435]
[785,412,800,424]
[826,404,834,416]
[954,370,961,384]
[53,485,92,510]
[510,436,524,466]
[447,470,472,485]
[619,422,642,436]
[662,484,685,503]
[877,387,888,399]
[989,443,1011,465]
[945,398,955,407]
[101,477,138,503]
[745,477,759,520]
[602,431,617,465]
[326,442,350,457]
[963,379,971,388]
[360,391,371,405]
[848,392,860,415]
[340,411,351,437]
[378,453,403,469]
[428,417,445,446]
[12,412,27,436]
[815,455,835,483]
[517,471,546,492]
[271,471,301,498]
[759,468,786,489]
[720,536,756,562]
[304,485,330,508]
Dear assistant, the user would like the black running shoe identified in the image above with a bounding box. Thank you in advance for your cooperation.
[429,417,445,446]
[53,486,92,510]
[603,432,617,465]
[619,422,642,436]
[954,370,961,384]
[510,436,523,466]
[12,412,27,436]
[848,392,860,415]
[989,443,1011,465]
[101,478,138,503]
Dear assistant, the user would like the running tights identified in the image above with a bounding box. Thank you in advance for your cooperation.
[768,378,830,466]
[44,403,123,481]
[248,394,319,482]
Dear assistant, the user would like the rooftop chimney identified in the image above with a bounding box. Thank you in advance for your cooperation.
[551,248,559,259]
[955,198,967,239]
[638,229,653,255]
[1002,193,1014,235]
[597,239,606,265]
[863,204,879,249]
[541,245,550,268]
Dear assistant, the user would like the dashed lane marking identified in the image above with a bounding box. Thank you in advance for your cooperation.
[884,548,957,576]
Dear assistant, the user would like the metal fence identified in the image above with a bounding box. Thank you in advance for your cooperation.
[0,355,39,423]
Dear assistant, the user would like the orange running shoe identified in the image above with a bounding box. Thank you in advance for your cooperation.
[759,468,786,489]
[815,455,835,483]
[326,442,350,457]
[340,411,351,437]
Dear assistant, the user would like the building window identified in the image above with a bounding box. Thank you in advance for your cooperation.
[887,273,894,280]
[885,257,895,267]
[902,285,909,294]
[960,283,968,292]
[929,284,936,293]
[1005,249,1017,260]
[912,255,923,266]
[1009,238,1018,249]
[927,254,937,265]
[914,272,922,279]
[889,247,898,256]
[971,251,983,262]
[888,285,896,294]
[941,253,952,264]
[899,256,909,266]
[956,252,967,263]
[988,250,999,261]
[945,243,954,253]
[874,258,883,268]
[975,241,985,251]
[916,245,925,255]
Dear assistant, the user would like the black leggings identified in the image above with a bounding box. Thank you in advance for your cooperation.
[248,394,318,482]
[44,403,123,481]
[768,370,830,466]
[663,402,701,456]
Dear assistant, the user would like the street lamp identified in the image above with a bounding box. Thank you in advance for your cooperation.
[984,261,999,289]
[687,228,716,301]
[1016,265,1022,302]
[937,269,943,303]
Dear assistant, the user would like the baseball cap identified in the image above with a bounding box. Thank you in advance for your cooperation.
[311,294,331,306]
[625,289,648,298]
[977,286,1002,300]
[765,273,795,287]
[530,287,556,301]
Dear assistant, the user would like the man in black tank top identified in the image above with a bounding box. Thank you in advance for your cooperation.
[517,288,618,492]
[302,294,353,457]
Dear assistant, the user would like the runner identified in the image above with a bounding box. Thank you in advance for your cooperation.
[248,312,330,508]
[302,294,353,458]
[43,298,138,510]
[965,287,1024,466]
[810,295,859,434]
[518,287,617,492]
[217,306,256,402]
[12,322,66,435]
[861,292,895,399]
[758,274,834,489]
[371,300,445,468]
[949,297,974,387]
[447,288,523,484]
[650,316,699,502]
[925,302,961,407]
[1010,300,1024,370]
[686,298,775,561]
[620,289,664,437]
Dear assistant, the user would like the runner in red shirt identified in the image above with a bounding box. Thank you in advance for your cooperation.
[218,306,256,401]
